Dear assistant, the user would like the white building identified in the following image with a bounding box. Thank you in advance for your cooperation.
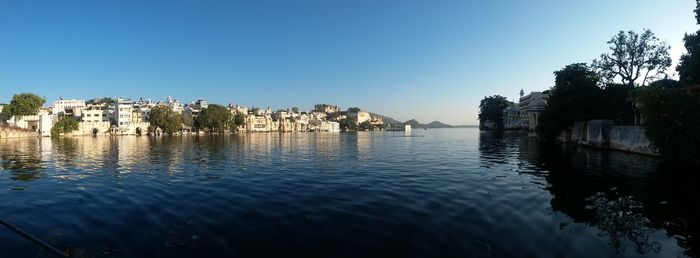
[518,90,550,131]
[502,103,521,130]
[348,111,371,125]
[39,113,53,137]
[165,96,183,114]
[322,121,340,132]
[314,104,340,114]
[115,98,134,128]
[82,104,111,123]
[51,99,86,117]
[246,114,275,132]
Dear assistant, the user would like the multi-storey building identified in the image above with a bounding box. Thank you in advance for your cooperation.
[314,104,340,114]
[51,98,86,117]
[348,111,371,125]
[517,90,550,131]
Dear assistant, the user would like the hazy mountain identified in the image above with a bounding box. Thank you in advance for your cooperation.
[369,112,402,125]
[403,119,423,128]
[425,121,454,128]
[402,119,454,128]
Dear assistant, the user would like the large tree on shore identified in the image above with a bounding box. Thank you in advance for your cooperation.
[149,105,182,134]
[593,29,671,87]
[677,0,700,85]
[196,104,232,132]
[1,93,45,120]
[538,63,603,139]
[640,1,700,165]
[50,116,79,137]
[638,79,700,165]
[478,95,510,130]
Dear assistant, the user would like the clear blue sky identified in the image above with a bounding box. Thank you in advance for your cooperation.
[1,1,697,125]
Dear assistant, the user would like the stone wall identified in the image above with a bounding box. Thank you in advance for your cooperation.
[559,120,656,156]
[582,120,615,148]
[0,127,39,139]
[609,126,655,155]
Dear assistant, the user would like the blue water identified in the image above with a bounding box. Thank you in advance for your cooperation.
[0,128,696,257]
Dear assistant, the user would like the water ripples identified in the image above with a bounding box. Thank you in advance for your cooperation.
[0,129,694,257]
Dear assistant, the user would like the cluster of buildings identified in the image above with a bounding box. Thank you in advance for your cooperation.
[481,89,550,131]
[1,97,389,136]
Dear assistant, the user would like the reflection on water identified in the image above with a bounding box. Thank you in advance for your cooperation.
[0,130,698,257]
[585,192,661,254]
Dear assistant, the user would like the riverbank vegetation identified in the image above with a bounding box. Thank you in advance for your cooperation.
[1,93,45,121]
[535,1,700,165]
[148,106,183,134]
[477,95,510,130]
[195,104,236,133]
[50,116,79,137]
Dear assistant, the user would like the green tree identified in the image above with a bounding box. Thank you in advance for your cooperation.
[182,112,194,128]
[86,97,115,105]
[538,63,603,139]
[359,121,374,131]
[339,117,357,131]
[677,0,700,85]
[478,95,509,130]
[592,29,672,87]
[291,107,300,113]
[232,112,246,131]
[50,116,79,137]
[638,79,700,165]
[196,104,232,132]
[347,107,361,113]
[599,83,636,124]
[149,105,182,134]
[2,93,45,120]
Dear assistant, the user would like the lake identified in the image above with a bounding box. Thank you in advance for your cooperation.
[0,128,697,257]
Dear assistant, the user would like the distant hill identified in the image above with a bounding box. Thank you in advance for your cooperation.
[369,112,402,125]
[425,121,454,128]
[366,113,456,128]
[403,119,423,128]
[402,119,455,128]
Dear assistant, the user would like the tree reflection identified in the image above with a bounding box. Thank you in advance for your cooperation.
[526,139,699,256]
[585,192,661,254]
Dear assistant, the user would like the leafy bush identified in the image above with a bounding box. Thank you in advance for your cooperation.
[51,116,79,137]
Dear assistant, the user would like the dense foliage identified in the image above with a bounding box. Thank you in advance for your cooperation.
[196,104,233,132]
[339,117,357,131]
[1,93,45,120]
[478,95,509,130]
[359,121,374,131]
[347,107,361,113]
[639,2,700,165]
[538,63,603,139]
[232,113,246,130]
[50,116,79,137]
[86,97,115,105]
[148,105,182,134]
[638,80,700,164]
[677,1,700,85]
[593,29,671,87]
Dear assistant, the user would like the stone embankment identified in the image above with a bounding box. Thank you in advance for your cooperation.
[0,125,39,139]
[558,120,656,156]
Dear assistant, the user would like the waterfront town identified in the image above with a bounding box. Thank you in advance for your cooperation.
[0,96,411,137]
